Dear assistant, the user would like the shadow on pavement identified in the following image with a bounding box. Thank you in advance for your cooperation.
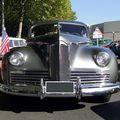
[0,93,85,113]
[81,96,108,103]
[91,101,120,120]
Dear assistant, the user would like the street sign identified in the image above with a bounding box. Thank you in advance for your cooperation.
[93,27,103,39]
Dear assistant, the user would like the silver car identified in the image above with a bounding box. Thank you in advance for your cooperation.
[0,21,120,102]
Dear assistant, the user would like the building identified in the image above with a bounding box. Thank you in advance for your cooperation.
[90,21,120,41]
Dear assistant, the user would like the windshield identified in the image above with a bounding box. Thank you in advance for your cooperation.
[59,24,88,37]
[31,23,58,37]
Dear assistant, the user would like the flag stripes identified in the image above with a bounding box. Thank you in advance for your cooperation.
[0,30,10,55]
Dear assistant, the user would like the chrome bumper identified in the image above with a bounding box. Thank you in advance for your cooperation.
[0,82,120,99]
[81,83,120,96]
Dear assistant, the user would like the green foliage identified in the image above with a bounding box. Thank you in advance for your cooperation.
[0,0,76,37]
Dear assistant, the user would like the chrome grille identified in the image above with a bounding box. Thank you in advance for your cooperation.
[70,70,110,84]
[10,70,49,85]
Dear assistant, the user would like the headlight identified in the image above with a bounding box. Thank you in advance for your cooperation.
[94,52,111,67]
[9,52,25,66]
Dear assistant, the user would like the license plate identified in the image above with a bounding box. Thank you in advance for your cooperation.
[45,81,74,93]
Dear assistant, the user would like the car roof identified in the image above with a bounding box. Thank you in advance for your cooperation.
[30,20,88,29]
[32,20,87,25]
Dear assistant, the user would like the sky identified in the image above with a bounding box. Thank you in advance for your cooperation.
[70,0,120,25]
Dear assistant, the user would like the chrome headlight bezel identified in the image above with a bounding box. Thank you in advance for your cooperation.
[9,52,25,66]
[93,51,111,67]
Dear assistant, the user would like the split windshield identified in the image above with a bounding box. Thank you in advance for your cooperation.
[31,23,88,38]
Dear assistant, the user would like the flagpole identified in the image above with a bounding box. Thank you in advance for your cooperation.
[2,0,5,32]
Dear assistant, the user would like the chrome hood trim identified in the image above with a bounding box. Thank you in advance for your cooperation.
[59,33,91,45]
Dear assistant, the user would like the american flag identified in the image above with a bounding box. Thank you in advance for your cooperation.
[0,30,10,55]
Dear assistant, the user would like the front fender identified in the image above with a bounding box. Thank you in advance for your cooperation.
[3,46,47,71]
[70,46,118,82]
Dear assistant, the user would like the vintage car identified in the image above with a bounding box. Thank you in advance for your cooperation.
[0,37,27,49]
[0,20,120,102]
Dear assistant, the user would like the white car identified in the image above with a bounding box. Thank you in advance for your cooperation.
[0,37,27,49]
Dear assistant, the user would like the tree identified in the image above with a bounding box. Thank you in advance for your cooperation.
[32,0,76,21]
[0,0,76,37]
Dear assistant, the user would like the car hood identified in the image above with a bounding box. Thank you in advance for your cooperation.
[59,33,91,45]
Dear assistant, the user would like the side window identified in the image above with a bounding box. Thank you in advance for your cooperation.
[19,40,26,46]
[14,41,19,47]
[10,40,13,47]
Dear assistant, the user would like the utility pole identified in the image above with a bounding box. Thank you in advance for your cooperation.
[1,0,5,45]
[2,0,5,32]
[112,32,115,41]
[17,0,27,38]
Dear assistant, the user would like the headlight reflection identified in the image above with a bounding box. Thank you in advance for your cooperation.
[94,52,111,67]
[9,52,25,66]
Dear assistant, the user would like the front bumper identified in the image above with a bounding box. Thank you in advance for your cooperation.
[81,83,120,96]
[0,82,120,99]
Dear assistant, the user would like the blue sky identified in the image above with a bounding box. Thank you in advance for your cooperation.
[70,0,120,25]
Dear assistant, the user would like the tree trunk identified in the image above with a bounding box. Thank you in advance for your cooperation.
[17,16,23,38]
[17,0,26,38]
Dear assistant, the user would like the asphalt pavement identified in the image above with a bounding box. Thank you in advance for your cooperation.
[0,92,119,120]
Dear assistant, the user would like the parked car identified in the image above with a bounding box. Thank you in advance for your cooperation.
[93,39,120,58]
[0,21,120,102]
[105,40,120,58]
[92,38,113,47]
[102,39,113,47]
[0,37,27,49]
